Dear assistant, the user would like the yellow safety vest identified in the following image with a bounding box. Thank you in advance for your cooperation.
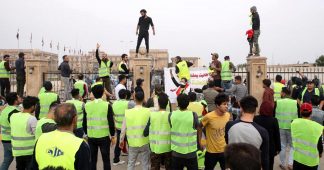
[99,60,111,77]
[36,130,83,170]
[221,61,232,81]
[0,61,9,78]
[176,60,190,80]
[274,82,285,101]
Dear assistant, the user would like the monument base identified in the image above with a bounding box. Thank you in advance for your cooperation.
[246,56,267,111]
[132,57,153,100]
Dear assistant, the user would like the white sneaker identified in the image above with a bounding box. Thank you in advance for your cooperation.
[113,160,125,166]
[135,162,141,166]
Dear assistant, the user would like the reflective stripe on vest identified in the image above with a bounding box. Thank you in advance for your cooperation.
[275,98,298,129]
[99,60,111,77]
[36,130,83,170]
[149,111,171,154]
[176,60,190,80]
[301,88,320,103]
[0,105,18,141]
[0,61,9,78]
[35,118,56,140]
[125,107,150,147]
[85,99,110,138]
[74,80,86,96]
[112,100,128,130]
[274,82,285,101]
[291,118,323,166]
[38,92,58,119]
[170,110,197,154]
[66,99,84,128]
[118,62,128,72]
[221,61,232,81]
[10,113,36,156]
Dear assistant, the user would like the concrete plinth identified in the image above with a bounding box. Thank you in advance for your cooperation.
[246,56,267,107]
[132,57,153,100]
[25,59,49,96]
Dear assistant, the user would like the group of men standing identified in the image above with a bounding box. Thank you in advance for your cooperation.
[0,52,26,98]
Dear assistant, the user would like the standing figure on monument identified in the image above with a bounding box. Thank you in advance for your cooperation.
[250,6,260,56]
[15,52,26,97]
[96,43,113,94]
[0,55,15,97]
[58,55,72,101]
[135,9,155,57]
[174,56,193,81]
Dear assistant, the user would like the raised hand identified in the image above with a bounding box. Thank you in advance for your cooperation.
[96,43,100,49]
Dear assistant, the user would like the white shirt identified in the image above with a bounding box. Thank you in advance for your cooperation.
[115,83,126,100]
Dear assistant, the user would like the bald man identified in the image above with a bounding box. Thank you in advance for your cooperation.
[32,103,91,170]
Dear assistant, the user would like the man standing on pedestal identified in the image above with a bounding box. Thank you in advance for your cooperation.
[96,43,113,94]
[209,53,222,88]
[250,6,261,56]
[135,9,155,57]
[15,52,26,97]
[58,55,72,101]
[0,55,15,97]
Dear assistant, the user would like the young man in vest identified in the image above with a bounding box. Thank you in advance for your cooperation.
[32,103,91,170]
[66,89,85,137]
[274,87,298,170]
[0,55,15,97]
[112,89,128,166]
[143,93,172,170]
[84,84,115,170]
[119,91,151,170]
[96,43,113,94]
[90,77,113,101]
[298,79,322,105]
[0,92,21,170]
[174,56,193,81]
[187,92,204,120]
[169,93,201,170]
[200,93,231,170]
[37,81,60,119]
[118,54,129,75]
[221,56,235,90]
[73,74,88,99]
[274,75,285,101]
[209,53,222,87]
[35,101,58,140]
[225,96,270,170]
[291,103,323,170]
[9,96,39,170]
[170,69,191,95]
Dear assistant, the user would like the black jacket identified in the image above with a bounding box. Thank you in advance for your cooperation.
[252,12,260,30]
[58,61,72,77]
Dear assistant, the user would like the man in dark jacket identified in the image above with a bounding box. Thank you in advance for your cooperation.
[250,6,261,56]
[15,52,26,97]
[58,55,72,101]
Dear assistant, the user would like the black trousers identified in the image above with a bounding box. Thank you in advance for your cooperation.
[113,129,122,163]
[16,75,26,97]
[204,152,225,170]
[172,156,198,170]
[214,79,222,88]
[136,31,149,54]
[16,155,32,170]
[0,78,10,97]
[293,160,318,170]
[88,137,111,170]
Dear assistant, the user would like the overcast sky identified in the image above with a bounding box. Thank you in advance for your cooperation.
[1,0,324,65]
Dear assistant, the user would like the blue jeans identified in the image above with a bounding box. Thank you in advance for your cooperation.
[0,142,13,170]
[222,80,232,90]
[279,129,293,166]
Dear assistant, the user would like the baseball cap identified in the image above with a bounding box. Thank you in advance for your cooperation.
[211,53,219,58]
[301,103,312,112]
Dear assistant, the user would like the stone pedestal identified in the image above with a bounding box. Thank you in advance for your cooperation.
[246,56,267,108]
[25,59,49,96]
[132,57,153,100]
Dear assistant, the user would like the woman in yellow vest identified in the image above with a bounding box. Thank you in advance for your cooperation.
[291,103,323,170]
[32,103,91,169]
[174,56,193,81]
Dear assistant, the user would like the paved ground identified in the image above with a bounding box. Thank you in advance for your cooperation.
[1,143,323,170]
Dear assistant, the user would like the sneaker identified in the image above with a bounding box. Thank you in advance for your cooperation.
[135,162,141,166]
[113,160,125,166]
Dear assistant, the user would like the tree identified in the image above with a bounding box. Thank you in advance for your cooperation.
[315,55,324,66]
